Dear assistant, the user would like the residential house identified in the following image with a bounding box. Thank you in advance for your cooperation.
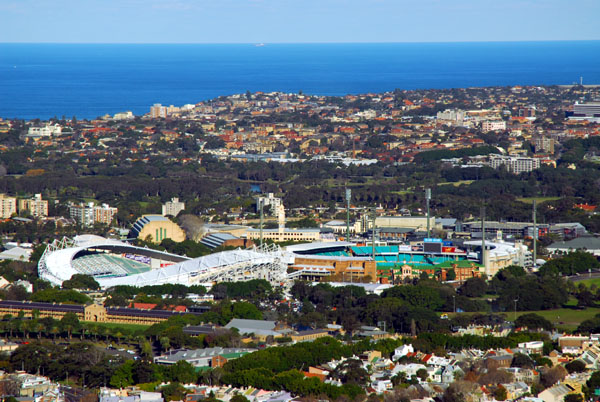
[538,384,575,402]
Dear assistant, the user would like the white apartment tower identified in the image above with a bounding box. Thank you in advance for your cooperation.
[69,202,118,227]
[256,193,282,216]
[162,197,185,217]
[489,155,541,174]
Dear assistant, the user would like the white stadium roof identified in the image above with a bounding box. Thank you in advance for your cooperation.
[38,236,189,287]
[97,247,285,288]
[38,236,288,289]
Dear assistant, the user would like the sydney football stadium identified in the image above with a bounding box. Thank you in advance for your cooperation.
[38,235,289,289]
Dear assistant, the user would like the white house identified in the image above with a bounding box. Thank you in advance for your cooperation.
[393,344,414,361]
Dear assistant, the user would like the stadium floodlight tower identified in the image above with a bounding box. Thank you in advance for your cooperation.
[258,197,264,247]
[533,199,537,268]
[425,188,431,238]
[371,206,377,263]
[345,188,351,242]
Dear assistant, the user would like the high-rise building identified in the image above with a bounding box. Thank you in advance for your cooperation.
[162,197,185,217]
[150,104,168,118]
[0,194,17,219]
[256,193,282,215]
[69,202,118,227]
[534,136,555,154]
[94,204,118,225]
[18,194,49,217]
[69,203,95,227]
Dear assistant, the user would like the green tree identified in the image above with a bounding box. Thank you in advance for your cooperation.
[586,370,600,397]
[514,313,554,331]
[459,277,487,298]
[416,368,428,381]
[62,274,100,290]
[494,385,507,401]
[169,361,197,384]
[511,353,534,369]
[60,312,81,339]
[161,382,188,402]
[446,269,456,281]
[565,360,586,374]
[564,394,583,402]
[110,361,134,388]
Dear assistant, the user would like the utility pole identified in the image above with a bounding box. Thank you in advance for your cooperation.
[259,198,264,248]
[533,199,537,268]
[425,188,431,239]
[345,188,351,242]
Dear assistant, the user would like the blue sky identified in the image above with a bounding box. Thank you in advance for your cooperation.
[1,0,599,43]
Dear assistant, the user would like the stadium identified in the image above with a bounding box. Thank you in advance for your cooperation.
[38,235,289,289]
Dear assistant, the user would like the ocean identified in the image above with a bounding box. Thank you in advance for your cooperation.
[1,41,599,120]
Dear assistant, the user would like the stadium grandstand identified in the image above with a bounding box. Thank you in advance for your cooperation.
[38,235,289,289]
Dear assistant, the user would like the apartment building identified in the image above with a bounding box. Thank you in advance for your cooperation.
[150,103,168,118]
[256,193,282,215]
[0,194,17,219]
[534,136,555,154]
[69,202,118,226]
[481,120,507,132]
[18,194,49,217]
[95,203,119,225]
[489,155,541,174]
[162,197,185,217]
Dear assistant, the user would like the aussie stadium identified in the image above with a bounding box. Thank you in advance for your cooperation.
[38,235,289,289]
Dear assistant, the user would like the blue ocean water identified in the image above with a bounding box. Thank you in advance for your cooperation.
[1,41,599,120]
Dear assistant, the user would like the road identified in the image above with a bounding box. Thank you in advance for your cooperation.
[61,385,90,402]
[566,270,600,282]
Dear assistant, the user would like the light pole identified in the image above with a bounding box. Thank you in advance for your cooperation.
[425,188,431,239]
[259,198,264,247]
[345,188,351,242]
[371,207,377,262]
[533,200,537,268]
[514,298,518,322]
[453,295,456,314]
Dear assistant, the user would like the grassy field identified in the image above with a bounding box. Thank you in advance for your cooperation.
[448,307,600,332]
[510,308,600,331]
[571,277,600,287]
[438,180,475,187]
[516,196,562,204]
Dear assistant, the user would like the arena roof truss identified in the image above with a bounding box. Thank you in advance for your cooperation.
[38,236,288,289]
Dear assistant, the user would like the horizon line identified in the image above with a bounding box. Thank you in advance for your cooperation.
[1,39,600,45]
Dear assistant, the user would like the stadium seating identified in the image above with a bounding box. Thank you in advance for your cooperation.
[71,253,150,278]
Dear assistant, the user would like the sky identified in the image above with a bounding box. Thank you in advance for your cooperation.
[1,0,599,43]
